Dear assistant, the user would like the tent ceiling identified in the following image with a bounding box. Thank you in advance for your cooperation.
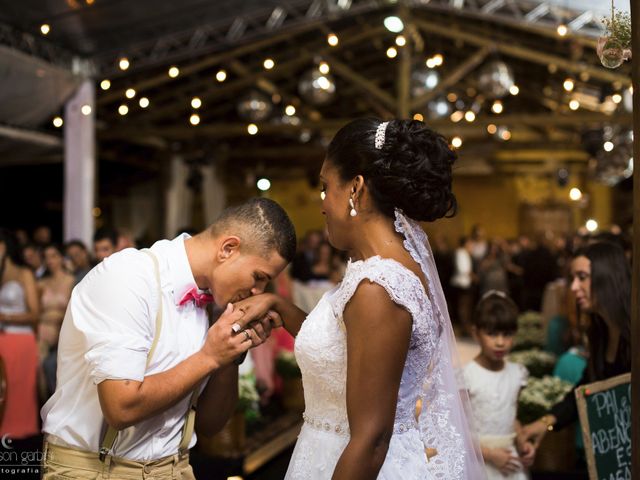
[0,0,633,179]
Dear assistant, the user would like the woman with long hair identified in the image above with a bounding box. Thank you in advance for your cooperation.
[519,241,631,448]
[236,118,485,479]
[0,228,40,442]
[38,243,75,395]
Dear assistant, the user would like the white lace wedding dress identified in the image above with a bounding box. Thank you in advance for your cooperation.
[285,211,483,479]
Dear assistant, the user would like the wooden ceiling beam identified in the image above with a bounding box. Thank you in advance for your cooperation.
[103,112,632,141]
[98,19,338,105]
[413,18,632,86]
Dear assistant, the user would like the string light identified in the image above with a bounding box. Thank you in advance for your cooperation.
[451,136,462,148]
[327,33,339,46]
[612,93,622,104]
[125,88,136,99]
[119,57,130,71]
[190,113,200,126]
[426,58,436,68]
[52,117,63,128]
[569,99,580,110]
[118,104,129,116]
[413,113,424,121]
[386,47,397,58]
[383,16,404,33]
[487,124,497,134]
[569,188,582,201]
[247,123,258,135]
[395,35,406,47]
[585,219,598,232]
[168,66,180,78]
[447,92,457,102]
[563,78,575,92]
[285,105,296,116]
[139,97,150,108]
[81,105,92,116]
[263,58,275,70]
[257,178,271,191]
[432,54,443,66]
[500,128,511,141]
[557,24,568,36]
[216,70,227,82]
[40,24,50,35]
[191,97,202,109]
[100,79,111,91]
[491,100,503,114]
[450,111,464,123]
[509,85,520,95]
[464,111,476,122]
[604,141,614,152]
[318,62,330,74]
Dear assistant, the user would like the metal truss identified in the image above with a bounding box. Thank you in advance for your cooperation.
[409,0,605,37]
[91,0,382,77]
[0,22,76,70]
[0,0,606,76]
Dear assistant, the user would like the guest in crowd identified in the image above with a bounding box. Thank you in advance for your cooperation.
[450,236,475,334]
[116,228,138,251]
[93,227,118,262]
[478,240,509,296]
[290,230,323,282]
[33,225,52,247]
[519,242,631,455]
[23,243,46,279]
[65,239,94,284]
[38,243,75,396]
[0,229,40,449]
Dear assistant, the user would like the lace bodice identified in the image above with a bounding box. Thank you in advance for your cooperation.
[294,255,438,435]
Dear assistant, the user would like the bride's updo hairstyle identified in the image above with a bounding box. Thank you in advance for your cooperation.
[326,118,457,222]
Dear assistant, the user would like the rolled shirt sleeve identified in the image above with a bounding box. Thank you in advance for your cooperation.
[72,249,158,384]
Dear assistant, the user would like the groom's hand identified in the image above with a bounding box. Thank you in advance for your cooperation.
[201,303,255,368]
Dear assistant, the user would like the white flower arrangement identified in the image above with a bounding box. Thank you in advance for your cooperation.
[512,311,545,351]
[518,375,574,424]
[238,373,260,421]
[508,349,556,378]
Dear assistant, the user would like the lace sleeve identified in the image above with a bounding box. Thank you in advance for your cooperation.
[328,257,424,330]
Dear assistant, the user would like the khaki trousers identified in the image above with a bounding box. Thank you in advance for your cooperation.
[41,441,196,479]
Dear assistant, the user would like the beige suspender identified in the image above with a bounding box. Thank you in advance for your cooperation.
[99,249,199,461]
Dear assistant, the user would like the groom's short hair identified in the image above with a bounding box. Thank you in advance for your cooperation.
[209,198,297,263]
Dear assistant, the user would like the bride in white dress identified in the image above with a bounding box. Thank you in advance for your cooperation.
[237,118,486,479]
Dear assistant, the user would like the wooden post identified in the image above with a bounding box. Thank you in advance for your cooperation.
[631,2,639,478]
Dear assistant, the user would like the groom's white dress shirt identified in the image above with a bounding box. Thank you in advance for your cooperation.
[41,234,209,461]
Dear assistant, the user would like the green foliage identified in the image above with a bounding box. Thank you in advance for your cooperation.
[603,9,631,48]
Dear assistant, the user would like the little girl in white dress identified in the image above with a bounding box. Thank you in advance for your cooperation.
[463,291,534,480]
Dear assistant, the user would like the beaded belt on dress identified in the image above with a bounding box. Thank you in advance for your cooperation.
[302,412,418,436]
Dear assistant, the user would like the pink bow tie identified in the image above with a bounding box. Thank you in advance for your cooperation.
[179,287,214,308]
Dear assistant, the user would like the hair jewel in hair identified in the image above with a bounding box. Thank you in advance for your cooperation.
[374,121,389,150]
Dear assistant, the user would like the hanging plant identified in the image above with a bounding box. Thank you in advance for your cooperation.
[598,2,632,69]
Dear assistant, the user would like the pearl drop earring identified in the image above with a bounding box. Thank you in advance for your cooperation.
[349,198,357,217]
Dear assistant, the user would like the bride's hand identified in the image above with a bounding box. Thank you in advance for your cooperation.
[234,293,278,325]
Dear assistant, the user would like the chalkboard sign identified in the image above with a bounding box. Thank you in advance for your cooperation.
[575,373,631,480]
